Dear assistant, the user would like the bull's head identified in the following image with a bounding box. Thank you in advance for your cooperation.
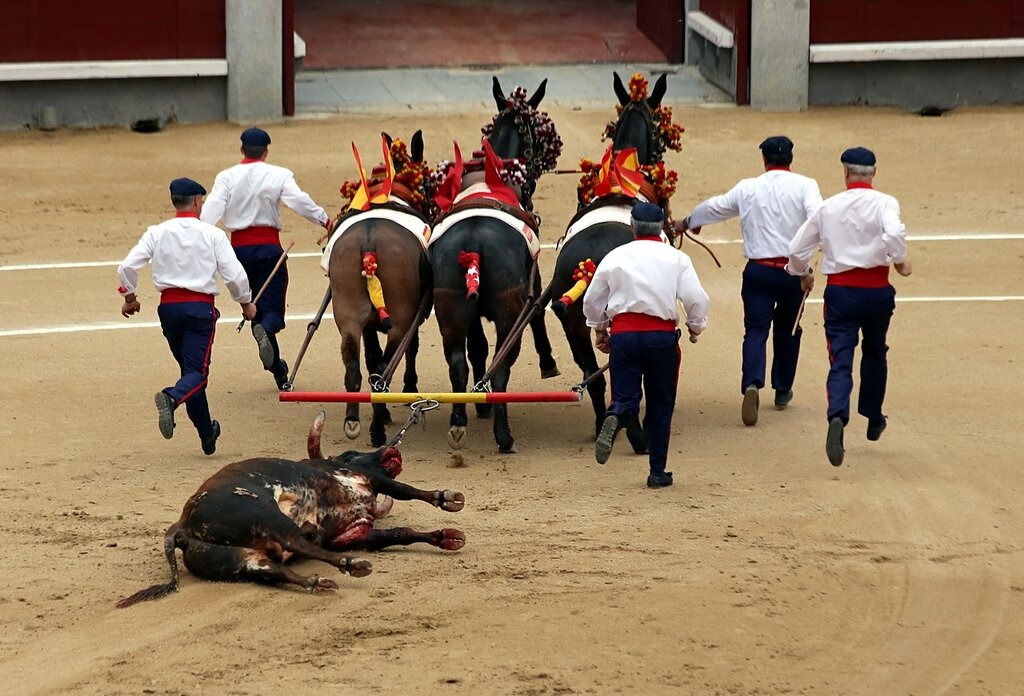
[307,410,402,478]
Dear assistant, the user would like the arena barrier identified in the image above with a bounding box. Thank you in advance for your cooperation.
[280,391,583,404]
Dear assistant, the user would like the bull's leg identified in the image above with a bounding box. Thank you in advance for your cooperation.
[370,476,465,512]
[181,536,338,593]
[467,317,491,419]
[258,514,373,578]
[530,269,560,379]
[339,527,466,552]
[341,329,363,440]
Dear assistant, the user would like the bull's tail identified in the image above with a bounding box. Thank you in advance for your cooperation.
[116,524,186,608]
[362,251,393,333]
[458,250,481,301]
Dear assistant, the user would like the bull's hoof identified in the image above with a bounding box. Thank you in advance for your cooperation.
[307,576,339,594]
[344,419,361,440]
[346,559,373,578]
[374,495,394,519]
[437,528,466,551]
[437,490,465,512]
[447,426,467,449]
[540,365,561,379]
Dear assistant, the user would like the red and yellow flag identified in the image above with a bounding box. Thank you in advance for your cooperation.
[349,136,396,212]
[591,144,644,199]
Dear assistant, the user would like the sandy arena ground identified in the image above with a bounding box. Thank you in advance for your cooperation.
[1,101,1023,695]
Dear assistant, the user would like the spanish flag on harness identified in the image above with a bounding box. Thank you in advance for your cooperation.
[348,136,396,211]
[592,144,645,199]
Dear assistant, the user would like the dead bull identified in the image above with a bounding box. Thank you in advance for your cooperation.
[117,412,465,607]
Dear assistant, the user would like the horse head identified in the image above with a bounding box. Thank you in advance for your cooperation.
[611,71,668,166]
[483,77,560,208]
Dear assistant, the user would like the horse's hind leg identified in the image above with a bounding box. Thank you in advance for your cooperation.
[468,317,491,419]
[369,321,411,447]
[402,329,420,393]
[436,299,470,449]
[341,329,363,440]
[530,269,560,379]
[491,305,523,454]
[562,308,607,438]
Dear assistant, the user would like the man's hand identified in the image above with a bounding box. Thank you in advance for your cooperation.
[895,259,913,277]
[594,329,610,354]
[121,300,141,318]
[674,218,701,236]
[241,302,257,321]
[800,272,815,293]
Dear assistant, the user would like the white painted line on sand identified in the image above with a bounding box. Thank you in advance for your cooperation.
[4,297,1024,338]
[3,233,1023,272]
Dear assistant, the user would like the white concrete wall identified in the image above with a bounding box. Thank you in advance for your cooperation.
[750,0,809,111]
[225,0,282,124]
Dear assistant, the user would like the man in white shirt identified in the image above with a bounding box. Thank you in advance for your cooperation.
[118,178,256,454]
[787,147,913,466]
[201,127,332,389]
[583,202,710,488]
[679,136,822,426]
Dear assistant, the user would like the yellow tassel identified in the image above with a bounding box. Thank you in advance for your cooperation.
[365,274,385,310]
[562,277,589,304]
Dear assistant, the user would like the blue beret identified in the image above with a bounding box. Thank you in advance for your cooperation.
[240,127,271,147]
[841,146,876,166]
[631,202,664,223]
[759,135,793,156]
[169,177,206,197]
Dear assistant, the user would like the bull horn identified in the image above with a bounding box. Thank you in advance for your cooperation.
[308,409,327,459]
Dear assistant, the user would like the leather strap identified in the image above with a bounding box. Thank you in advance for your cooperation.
[434,197,540,233]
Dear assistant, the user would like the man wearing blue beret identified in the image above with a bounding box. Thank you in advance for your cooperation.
[201,127,332,389]
[118,178,256,454]
[678,135,822,427]
[787,147,913,466]
[583,202,710,488]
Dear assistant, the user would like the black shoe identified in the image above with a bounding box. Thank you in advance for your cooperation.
[252,324,275,370]
[595,413,620,464]
[774,389,793,410]
[646,471,674,488]
[154,391,175,440]
[826,417,845,466]
[867,416,888,441]
[274,360,290,390]
[201,420,221,456]
[741,385,759,426]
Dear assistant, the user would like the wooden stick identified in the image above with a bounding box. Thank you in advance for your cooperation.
[237,240,295,332]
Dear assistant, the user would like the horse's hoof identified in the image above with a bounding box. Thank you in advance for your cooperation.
[498,441,517,454]
[437,528,466,551]
[344,420,361,440]
[374,495,394,519]
[540,366,561,379]
[447,426,467,450]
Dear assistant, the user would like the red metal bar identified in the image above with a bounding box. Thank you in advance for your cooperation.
[282,0,295,116]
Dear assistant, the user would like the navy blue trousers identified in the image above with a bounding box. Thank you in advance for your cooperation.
[740,261,804,394]
[822,284,896,424]
[234,243,289,375]
[607,330,681,474]
[157,301,219,439]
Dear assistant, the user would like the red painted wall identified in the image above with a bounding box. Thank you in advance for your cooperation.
[637,0,684,62]
[810,0,1024,43]
[694,0,750,104]
[0,0,225,62]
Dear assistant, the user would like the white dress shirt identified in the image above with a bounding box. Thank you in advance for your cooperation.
[787,185,907,276]
[583,239,710,334]
[117,215,252,301]
[201,160,329,230]
[686,169,822,259]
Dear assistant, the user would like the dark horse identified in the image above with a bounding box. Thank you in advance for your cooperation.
[327,131,433,447]
[545,72,671,445]
[430,77,560,453]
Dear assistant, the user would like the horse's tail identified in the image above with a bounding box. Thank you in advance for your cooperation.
[116,524,186,608]
[361,250,393,333]
[458,249,481,302]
